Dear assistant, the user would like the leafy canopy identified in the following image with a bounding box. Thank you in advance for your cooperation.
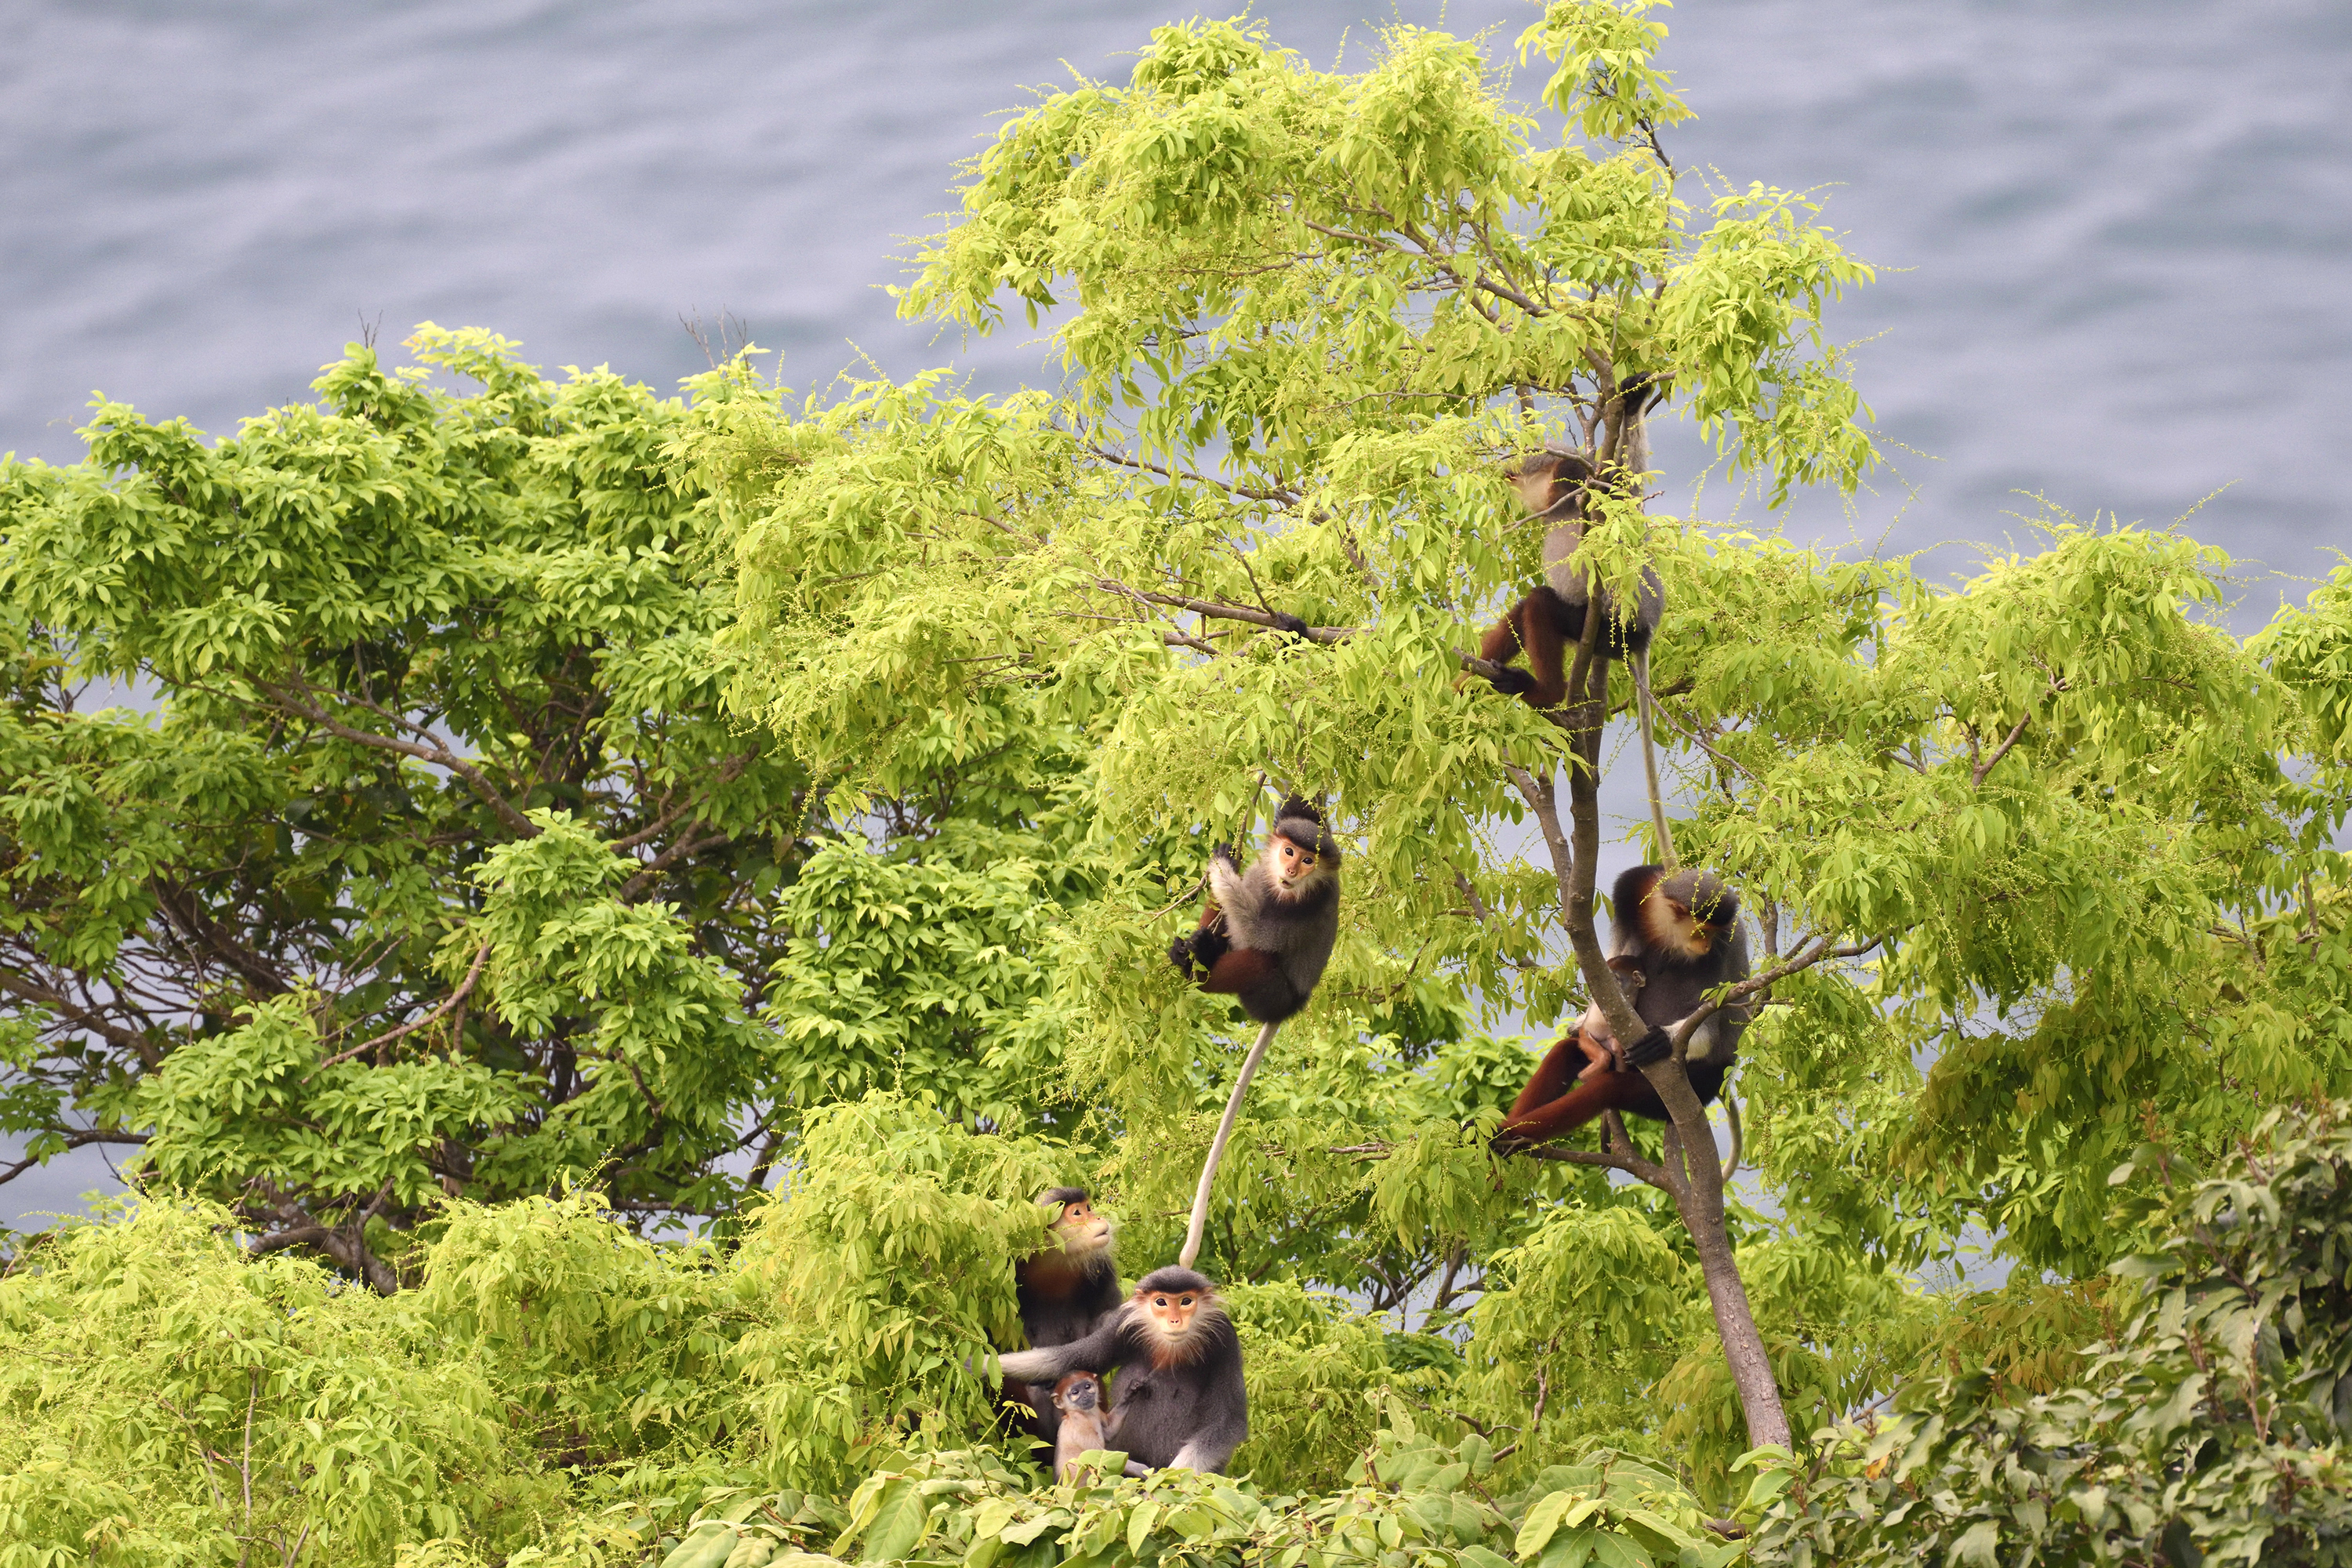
[7,5,2352,1564]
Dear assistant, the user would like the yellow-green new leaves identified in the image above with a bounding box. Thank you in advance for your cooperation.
[900,13,1874,500]
[1518,0,1694,147]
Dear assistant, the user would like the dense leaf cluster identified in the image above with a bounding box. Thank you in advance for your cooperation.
[5,4,2352,1564]
[1759,1099,2352,1567]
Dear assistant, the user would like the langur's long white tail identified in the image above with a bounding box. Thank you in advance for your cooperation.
[1178,1019,1279,1271]
[1631,645,1678,873]
[1720,1083,1743,1184]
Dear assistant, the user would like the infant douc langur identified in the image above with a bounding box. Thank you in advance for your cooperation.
[1499,865,1752,1145]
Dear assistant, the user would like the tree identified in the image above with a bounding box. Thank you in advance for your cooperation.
[9,5,2352,1557]
[713,2,2352,1457]
[0,326,1097,1285]
[1755,1098,2352,1568]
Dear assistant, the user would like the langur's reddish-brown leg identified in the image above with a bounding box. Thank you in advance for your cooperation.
[1479,606,1526,670]
[1504,1035,1588,1127]
[1199,948,1283,995]
[1501,1043,1668,1143]
[1514,592,1571,708]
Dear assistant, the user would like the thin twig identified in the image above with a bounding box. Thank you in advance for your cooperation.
[1082,443,1299,506]
[258,678,539,838]
[309,942,490,1076]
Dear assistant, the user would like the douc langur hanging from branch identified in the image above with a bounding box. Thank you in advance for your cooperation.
[1004,1188,1124,1446]
[1477,372,1679,871]
[1167,797,1342,1269]
[996,1266,1248,1475]
[1498,864,1751,1153]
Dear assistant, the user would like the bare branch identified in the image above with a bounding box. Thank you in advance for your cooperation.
[1666,934,1885,1054]
[605,753,752,852]
[1970,710,2035,787]
[1472,271,1550,318]
[258,678,539,838]
[1105,583,1341,642]
[618,828,732,902]
[0,1128,149,1189]
[1969,673,2063,787]
[1082,444,1300,506]
[310,942,491,1076]
[1497,1138,1668,1186]
[0,968,154,1054]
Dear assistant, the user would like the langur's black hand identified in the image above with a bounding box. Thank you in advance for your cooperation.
[1167,935,1199,977]
[1621,1027,1672,1069]
[1486,667,1536,697]
[1269,612,1310,638]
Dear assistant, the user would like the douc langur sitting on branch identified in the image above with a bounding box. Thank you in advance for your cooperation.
[1167,798,1341,1025]
[1004,1187,1123,1446]
[1499,864,1751,1145]
[995,1265,1248,1474]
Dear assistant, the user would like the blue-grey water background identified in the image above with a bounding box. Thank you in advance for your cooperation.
[5,0,2348,1231]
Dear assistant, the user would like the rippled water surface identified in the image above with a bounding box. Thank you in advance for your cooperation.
[4,0,2347,1224]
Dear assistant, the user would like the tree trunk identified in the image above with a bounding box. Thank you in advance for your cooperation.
[1550,630,1792,1450]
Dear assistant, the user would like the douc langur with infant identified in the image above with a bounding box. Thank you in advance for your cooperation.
[1499,864,1751,1145]
[1004,1187,1123,1446]
[996,1266,1248,1474]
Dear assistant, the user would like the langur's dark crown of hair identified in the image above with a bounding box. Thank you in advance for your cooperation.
[1270,798,1340,864]
[1036,1185,1090,1207]
[1134,1265,1216,1296]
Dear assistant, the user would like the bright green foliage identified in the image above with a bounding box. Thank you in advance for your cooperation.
[0,328,1110,1278]
[9,3,2352,1563]
[0,1195,558,1563]
[681,1425,1753,1568]
[0,1095,1490,1565]
[1754,1099,2352,1568]
[722,0,2352,1368]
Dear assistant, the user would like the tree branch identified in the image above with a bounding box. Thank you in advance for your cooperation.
[257,677,539,838]
[1497,1138,1668,1186]
[1969,711,2034,787]
[1082,444,1301,506]
[0,1128,150,1189]
[618,829,732,902]
[310,942,491,1076]
[0,968,154,1055]
[1666,935,1884,1054]
[605,753,753,852]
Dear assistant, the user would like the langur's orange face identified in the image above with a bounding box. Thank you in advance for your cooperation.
[1055,1199,1113,1254]
[1649,892,1719,959]
[1143,1286,1203,1338]
[1269,833,1321,888]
